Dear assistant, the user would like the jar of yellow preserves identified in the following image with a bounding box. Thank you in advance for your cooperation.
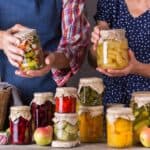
[107,107,134,148]
[97,29,129,69]
[78,106,104,143]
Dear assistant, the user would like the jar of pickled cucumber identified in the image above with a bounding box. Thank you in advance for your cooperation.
[78,77,104,106]
[97,29,129,69]
[14,29,44,71]
[107,107,134,148]
[78,106,104,143]
[131,91,150,143]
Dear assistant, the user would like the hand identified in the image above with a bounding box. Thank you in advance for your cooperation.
[96,50,140,77]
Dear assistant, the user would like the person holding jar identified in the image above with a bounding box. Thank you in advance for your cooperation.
[90,0,150,105]
[0,0,89,105]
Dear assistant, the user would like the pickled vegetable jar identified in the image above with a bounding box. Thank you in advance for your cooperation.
[9,106,32,144]
[131,92,150,143]
[78,106,104,143]
[107,107,134,148]
[97,29,129,69]
[14,29,44,71]
[55,87,77,113]
[78,77,104,106]
[53,113,79,141]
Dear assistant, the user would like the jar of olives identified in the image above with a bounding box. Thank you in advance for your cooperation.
[97,29,129,69]
[107,107,134,148]
[78,77,104,106]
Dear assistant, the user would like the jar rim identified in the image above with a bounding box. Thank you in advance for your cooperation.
[79,105,103,111]
[132,91,150,98]
[34,92,53,97]
[54,113,78,118]
[79,77,103,84]
[10,106,30,111]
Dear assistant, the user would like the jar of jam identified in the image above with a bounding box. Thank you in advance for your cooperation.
[78,77,104,106]
[131,91,150,144]
[97,29,129,69]
[9,106,32,145]
[78,106,104,143]
[31,92,54,132]
[14,29,44,72]
[55,87,77,113]
[107,107,134,148]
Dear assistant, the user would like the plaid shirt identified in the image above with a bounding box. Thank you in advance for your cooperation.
[52,0,90,86]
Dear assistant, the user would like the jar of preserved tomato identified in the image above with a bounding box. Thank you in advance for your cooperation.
[107,107,134,148]
[14,29,44,71]
[31,92,54,132]
[78,106,104,143]
[97,29,129,69]
[131,91,150,143]
[9,106,32,145]
[78,77,104,106]
[55,87,77,113]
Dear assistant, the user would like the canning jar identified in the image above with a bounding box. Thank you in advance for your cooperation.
[9,106,32,144]
[31,92,55,132]
[131,91,150,143]
[97,29,129,69]
[78,77,104,106]
[107,107,134,148]
[78,106,104,143]
[14,29,44,71]
[55,87,77,113]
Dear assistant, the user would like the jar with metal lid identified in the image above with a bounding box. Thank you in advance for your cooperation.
[78,77,104,106]
[55,87,77,113]
[9,106,32,144]
[131,91,150,143]
[31,92,54,132]
[78,106,104,143]
[97,29,129,69]
[14,29,44,71]
[107,107,134,148]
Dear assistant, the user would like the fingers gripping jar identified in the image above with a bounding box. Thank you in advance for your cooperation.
[97,29,129,69]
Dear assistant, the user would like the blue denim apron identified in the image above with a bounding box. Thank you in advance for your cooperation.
[0,0,62,104]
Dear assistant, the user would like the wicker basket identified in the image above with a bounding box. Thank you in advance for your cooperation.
[0,88,11,130]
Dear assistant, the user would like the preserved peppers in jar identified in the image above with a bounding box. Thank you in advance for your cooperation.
[9,106,32,145]
[131,92,150,143]
[14,29,44,71]
[55,87,77,113]
[78,106,104,143]
[78,77,104,106]
[97,29,129,69]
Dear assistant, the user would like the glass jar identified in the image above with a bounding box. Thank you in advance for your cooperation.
[55,87,77,113]
[78,106,104,143]
[31,92,54,132]
[131,91,150,143]
[14,29,44,71]
[78,77,104,106]
[9,106,32,144]
[53,113,79,141]
[97,29,129,69]
[107,107,134,148]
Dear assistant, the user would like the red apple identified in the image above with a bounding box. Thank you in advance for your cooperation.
[140,127,150,148]
[34,126,53,146]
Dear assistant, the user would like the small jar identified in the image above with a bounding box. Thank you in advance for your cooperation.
[14,29,44,71]
[78,106,104,143]
[55,87,77,113]
[107,107,134,148]
[9,106,32,145]
[78,77,104,106]
[97,29,129,69]
[131,91,150,143]
[31,92,54,132]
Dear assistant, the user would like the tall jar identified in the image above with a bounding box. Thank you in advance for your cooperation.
[107,107,134,148]
[31,92,54,132]
[78,77,104,106]
[78,106,104,143]
[97,29,129,69]
[131,91,150,143]
[55,87,77,113]
[9,106,32,145]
